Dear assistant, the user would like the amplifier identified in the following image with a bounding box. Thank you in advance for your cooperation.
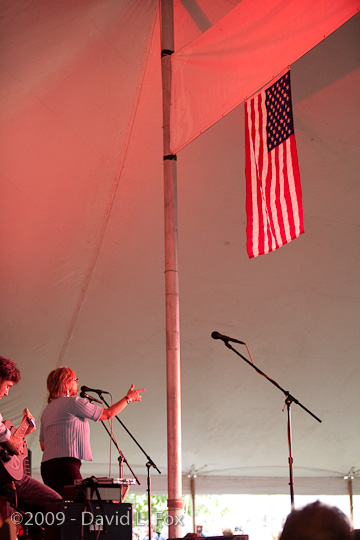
[44,501,132,540]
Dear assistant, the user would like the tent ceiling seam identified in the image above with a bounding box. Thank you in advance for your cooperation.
[56,3,160,366]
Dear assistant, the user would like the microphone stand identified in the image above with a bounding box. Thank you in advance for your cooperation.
[83,394,140,494]
[97,393,161,538]
[217,340,321,510]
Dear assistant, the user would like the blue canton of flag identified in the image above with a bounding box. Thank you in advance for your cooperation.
[266,72,295,152]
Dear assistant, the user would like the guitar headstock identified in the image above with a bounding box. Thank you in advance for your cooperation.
[22,408,35,427]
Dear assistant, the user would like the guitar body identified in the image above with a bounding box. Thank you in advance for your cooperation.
[0,420,28,481]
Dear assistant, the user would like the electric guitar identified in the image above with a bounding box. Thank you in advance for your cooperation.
[0,408,34,480]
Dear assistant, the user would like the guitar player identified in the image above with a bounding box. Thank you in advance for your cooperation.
[0,355,61,538]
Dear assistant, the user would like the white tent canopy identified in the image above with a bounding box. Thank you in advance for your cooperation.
[1,0,360,498]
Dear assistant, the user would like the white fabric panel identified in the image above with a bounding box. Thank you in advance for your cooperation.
[0,0,359,498]
[171,0,360,152]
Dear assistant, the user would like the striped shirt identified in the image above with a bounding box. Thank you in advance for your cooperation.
[0,413,11,443]
[40,396,103,462]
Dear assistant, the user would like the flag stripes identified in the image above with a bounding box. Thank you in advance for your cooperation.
[245,72,304,258]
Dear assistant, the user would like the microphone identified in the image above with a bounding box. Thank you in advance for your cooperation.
[211,331,245,345]
[80,390,103,404]
[80,385,110,395]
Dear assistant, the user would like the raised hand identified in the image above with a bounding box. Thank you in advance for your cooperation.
[126,384,146,403]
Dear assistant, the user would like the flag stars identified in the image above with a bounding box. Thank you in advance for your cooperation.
[265,72,295,151]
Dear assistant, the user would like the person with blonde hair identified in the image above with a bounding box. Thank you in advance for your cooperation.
[40,366,145,496]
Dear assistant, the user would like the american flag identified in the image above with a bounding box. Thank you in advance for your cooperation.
[245,71,304,258]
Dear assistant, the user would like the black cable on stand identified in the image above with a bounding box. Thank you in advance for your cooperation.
[211,331,322,510]
[89,392,161,539]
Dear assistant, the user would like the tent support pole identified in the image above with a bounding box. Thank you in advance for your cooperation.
[348,476,354,525]
[160,1,183,538]
[190,475,196,533]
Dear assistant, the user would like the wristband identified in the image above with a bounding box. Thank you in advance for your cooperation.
[126,396,132,404]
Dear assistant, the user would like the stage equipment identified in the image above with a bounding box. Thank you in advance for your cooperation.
[63,477,136,503]
[44,501,132,540]
[211,331,321,510]
[91,392,161,538]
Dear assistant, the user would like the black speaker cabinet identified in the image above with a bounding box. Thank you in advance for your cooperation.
[43,501,132,540]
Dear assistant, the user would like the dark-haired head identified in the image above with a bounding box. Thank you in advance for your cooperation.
[280,501,352,540]
[0,356,21,385]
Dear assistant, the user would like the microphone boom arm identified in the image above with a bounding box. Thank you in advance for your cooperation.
[220,340,321,422]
